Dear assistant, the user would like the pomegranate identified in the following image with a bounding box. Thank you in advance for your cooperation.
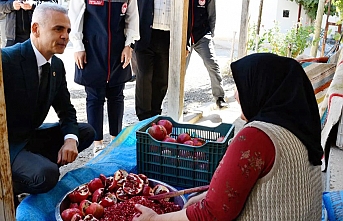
[69,202,79,209]
[61,208,83,221]
[141,184,153,196]
[148,123,167,141]
[152,184,170,201]
[68,184,90,203]
[193,138,205,146]
[216,136,225,142]
[70,214,83,221]
[116,187,130,201]
[183,140,194,146]
[83,214,99,221]
[91,188,104,203]
[85,202,104,219]
[114,169,128,187]
[163,136,177,143]
[138,173,149,184]
[105,176,118,192]
[99,174,107,186]
[88,178,104,193]
[123,173,144,195]
[157,119,173,135]
[99,192,117,207]
[177,133,191,143]
[79,199,92,216]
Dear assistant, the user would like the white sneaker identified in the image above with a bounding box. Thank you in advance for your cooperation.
[93,145,105,157]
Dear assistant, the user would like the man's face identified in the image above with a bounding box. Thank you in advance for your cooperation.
[33,10,71,59]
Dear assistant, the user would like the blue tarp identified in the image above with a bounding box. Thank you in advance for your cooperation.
[16,118,154,221]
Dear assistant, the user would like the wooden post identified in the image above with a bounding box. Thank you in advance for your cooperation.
[229,31,236,74]
[167,0,189,122]
[238,0,250,58]
[0,51,16,220]
[321,0,332,57]
[255,0,264,52]
[310,0,326,57]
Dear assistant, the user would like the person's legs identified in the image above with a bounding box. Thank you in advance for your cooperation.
[11,122,94,195]
[193,34,225,99]
[25,122,95,163]
[12,149,59,195]
[106,83,125,137]
[150,29,170,116]
[135,47,155,121]
[85,86,106,143]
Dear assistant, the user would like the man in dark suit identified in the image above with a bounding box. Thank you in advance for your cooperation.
[1,2,95,203]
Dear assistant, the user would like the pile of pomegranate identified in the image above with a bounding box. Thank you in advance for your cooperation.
[148,119,209,146]
[60,170,181,221]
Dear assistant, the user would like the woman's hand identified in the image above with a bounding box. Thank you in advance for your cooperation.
[132,204,158,221]
[183,191,207,208]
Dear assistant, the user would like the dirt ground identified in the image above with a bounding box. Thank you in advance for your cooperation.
[54,37,235,179]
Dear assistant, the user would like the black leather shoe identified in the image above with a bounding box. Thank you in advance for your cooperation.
[216,97,228,108]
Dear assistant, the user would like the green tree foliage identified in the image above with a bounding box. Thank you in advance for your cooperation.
[333,0,343,20]
[248,22,314,58]
[289,0,336,20]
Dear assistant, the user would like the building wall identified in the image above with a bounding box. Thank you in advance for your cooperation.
[215,0,312,39]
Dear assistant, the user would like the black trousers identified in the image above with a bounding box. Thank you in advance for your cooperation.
[135,29,170,121]
[11,122,95,195]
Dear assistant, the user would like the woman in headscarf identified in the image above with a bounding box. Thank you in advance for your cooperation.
[133,53,323,221]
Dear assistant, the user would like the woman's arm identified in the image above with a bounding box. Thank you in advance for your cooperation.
[186,127,275,221]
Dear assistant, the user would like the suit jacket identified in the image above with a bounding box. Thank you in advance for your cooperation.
[1,40,79,164]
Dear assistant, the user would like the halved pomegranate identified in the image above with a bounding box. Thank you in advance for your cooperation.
[99,192,117,207]
[141,184,153,196]
[138,173,149,184]
[114,169,128,187]
[68,184,90,203]
[116,187,130,201]
[91,188,104,203]
[152,184,170,201]
[123,173,144,195]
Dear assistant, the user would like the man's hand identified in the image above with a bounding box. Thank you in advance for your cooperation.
[57,139,78,166]
[74,51,87,69]
[13,1,21,10]
[121,45,132,69]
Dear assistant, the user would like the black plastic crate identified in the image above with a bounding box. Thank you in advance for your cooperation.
[136,116,235,188]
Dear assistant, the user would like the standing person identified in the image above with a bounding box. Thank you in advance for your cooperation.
[68,0,140,155]
[134,0,171,121]
[187,0,227,108]
[0,12,6,47]
[2,2,95,206]
[133,53,323,221]
[0,0,52,46]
